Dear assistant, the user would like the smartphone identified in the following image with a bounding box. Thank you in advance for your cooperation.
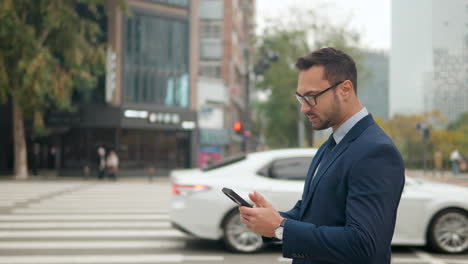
[222,187,253,208]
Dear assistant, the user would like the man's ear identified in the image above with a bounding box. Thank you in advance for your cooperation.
[339,80,354,99]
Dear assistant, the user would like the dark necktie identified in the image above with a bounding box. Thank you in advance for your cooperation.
[311,134,336,181]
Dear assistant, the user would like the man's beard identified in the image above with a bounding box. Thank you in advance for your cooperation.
[306,93,341,130]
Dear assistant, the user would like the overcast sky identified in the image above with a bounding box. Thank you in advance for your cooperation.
[255,0,391,51]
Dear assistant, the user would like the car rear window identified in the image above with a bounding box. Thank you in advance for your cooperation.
[202,154,246,171]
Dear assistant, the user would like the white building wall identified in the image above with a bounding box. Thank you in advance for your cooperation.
[391,0,468,122]
[197,78,228,129]
[390,0,432,116]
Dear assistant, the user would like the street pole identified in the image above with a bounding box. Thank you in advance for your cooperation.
[243,48,250,153]
[298,110,305,147]
[423,141,427,176]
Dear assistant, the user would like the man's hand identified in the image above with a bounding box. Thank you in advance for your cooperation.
[239,192,283,237]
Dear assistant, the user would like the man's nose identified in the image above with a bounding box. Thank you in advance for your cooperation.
[300,102,311,113]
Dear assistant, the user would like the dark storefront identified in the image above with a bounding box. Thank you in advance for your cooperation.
[42,104,197,176]
[55,106,196,176]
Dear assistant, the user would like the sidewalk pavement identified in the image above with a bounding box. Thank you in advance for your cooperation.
[406,169,468,186]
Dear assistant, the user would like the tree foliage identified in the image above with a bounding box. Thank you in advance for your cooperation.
[254,8,364,149]
[0,0,126,178]
[0,0,113,133]
[376,110,468,168]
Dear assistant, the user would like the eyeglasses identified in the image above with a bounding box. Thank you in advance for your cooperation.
[295,80,344,106]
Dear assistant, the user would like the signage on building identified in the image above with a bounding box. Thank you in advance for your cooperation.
[123,109,196,130]
[198,146,221,169]
[105,48,117,103]
[199,129,230,145]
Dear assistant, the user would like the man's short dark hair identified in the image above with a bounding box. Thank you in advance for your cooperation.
[295,47,358,93]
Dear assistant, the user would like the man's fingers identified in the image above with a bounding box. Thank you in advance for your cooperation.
[240,215,248,225]
[249,192,272,208]
[239,206,254,216]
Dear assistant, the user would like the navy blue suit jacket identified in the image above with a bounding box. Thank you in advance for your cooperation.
[279,115,405,264]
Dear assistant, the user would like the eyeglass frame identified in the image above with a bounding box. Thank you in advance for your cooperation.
[295,80,345,106]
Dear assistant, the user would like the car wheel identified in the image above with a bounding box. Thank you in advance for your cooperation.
[427,208,468,254]
[222,210,264,253]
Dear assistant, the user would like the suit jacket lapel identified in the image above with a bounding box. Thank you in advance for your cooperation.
[299,114,376,219]
[302,143,328,196]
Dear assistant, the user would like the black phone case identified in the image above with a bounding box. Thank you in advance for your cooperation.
[222,187,253,208]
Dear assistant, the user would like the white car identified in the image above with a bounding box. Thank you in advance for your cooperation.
[169,148,468,254]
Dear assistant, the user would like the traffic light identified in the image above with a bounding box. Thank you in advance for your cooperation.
[233,121,243,135]
[254,50,279,75]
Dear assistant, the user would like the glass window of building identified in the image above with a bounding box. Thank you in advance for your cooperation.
[124,11,189,107]
[199,62,221,78]
[200,21,222,39]
[199,0,223,20]
[148,0,189,8]
[200,39,222,59]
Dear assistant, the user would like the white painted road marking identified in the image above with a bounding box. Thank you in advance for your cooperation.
[0,214,169,220]
[0,241,186,249]
[0,229,186,238]
[413,249,468,264]
[12,208,169,214]
[0,254,224,263]
[0,221,171,229]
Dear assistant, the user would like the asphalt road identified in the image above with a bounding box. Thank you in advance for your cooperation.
[0,177,467,264]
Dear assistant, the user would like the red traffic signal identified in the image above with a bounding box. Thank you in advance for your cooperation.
[233,121,242,132]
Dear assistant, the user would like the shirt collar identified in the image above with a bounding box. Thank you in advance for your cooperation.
[332,107,369,145]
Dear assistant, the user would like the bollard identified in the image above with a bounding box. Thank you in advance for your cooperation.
[148,167,156,182]
[83,165,90,180]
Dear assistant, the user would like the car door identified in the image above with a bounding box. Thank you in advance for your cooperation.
[393,178,431,244]
[258,157,311,211]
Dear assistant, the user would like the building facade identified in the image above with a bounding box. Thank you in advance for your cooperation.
[390,0,432,117]
[430,0,468,122]
[1,0,200,176]
[358,51,389,119]
[197,0,255,168]
[391,0,468,122]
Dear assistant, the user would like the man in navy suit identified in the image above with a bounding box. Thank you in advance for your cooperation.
[239,47,405,264]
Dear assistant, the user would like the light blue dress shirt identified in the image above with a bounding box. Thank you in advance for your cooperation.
[313,107,369,178]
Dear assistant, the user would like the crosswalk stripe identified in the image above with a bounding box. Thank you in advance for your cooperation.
[0,229,187,238]
[31,201,169,205]
[393,257,468,264]
[0,221,171,228]
[12,208,169,214]
[27,204,169,208]
[0,254,224,263]
[41,197,169,201]
[0,214,169,220]
[0,241,186,249]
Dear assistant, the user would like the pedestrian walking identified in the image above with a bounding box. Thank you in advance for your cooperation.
[450,149,461,176]
[97,147,106,180]
[106,150,119,180]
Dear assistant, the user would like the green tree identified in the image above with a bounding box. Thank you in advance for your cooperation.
[0,0,124,179]
[254,8,364,148]
[375,110,468,169]
[448,111,468,130]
